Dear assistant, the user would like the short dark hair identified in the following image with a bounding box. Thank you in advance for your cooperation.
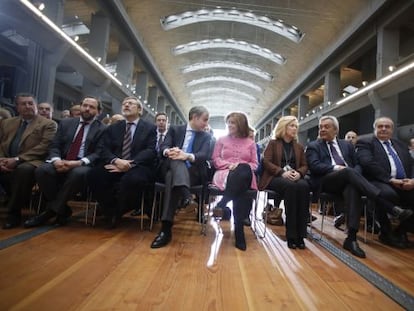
[188,106,209,121]
[155,111,168,121]
[83,95,102,111]
[14,93,37,105]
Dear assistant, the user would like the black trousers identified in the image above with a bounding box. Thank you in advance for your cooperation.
[0,162,36,219]
[35,163,90,215]
[87,165,153,218]
[320,167,380,232]
[222,164,253,224]
[267,177,309,240]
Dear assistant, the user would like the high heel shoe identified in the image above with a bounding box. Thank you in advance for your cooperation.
[234,223,246,251]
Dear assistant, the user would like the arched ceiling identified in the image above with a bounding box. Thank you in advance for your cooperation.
[63,0,377,129]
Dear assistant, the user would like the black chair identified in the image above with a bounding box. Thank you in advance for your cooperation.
[151,182,205,232]
[315,192,373,242]
[205,184,257,235]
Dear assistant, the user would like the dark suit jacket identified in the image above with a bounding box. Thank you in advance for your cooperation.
[356,134,414,183]
[47,117,105,165]
[160,124,211,166]
[0,115,57,167]
[306,138,359,192]
[259,139,308,190]
[98,119,157,167]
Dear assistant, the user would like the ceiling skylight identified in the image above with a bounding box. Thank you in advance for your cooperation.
[191,87,257,101]
[187,76,263,92]
[161,8,304,43]
[173,39,286,65]
[182,61,273,81]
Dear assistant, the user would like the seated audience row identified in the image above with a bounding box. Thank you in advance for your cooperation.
[1,93,412,258]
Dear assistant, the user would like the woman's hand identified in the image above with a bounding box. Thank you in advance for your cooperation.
[228,163,239,170]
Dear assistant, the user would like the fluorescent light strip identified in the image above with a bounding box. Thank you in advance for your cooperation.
[187,76,263,92]
[191,87,257,101]
[173,38,286,65]
[161,8,304,43]
[19,0,122,86]
[182,61,273,81]
[335,61,414,106]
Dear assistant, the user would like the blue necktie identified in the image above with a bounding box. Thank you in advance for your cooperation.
[383,141,406,179]
[185,130,195,167]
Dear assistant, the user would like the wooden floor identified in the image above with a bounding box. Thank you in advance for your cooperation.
[0,202,412,311]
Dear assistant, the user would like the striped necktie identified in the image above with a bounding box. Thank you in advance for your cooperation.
[122,122,133,160]
[383,141,406,178]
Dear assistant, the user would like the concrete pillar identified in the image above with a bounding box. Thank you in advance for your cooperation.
[116,47,134,86]
[148,86,158,112]
[88,12,110,64]
[135,72,148,100]
[165,105,172,121]
[324,68,341,103]
[42,0,65,26]
[157,96,166,112]
[377,27,399,78]
[171,111,176,125]
[298,95,310,120]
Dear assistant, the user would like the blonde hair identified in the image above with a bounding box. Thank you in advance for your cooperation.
[273,116,298,140]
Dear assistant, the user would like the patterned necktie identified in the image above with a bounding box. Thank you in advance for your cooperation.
[122,122,133,160]
[157,134,164,151]
[383,141,406,178]
[328,141,345,166]
[9,120,28,157]
[66,122,87,160]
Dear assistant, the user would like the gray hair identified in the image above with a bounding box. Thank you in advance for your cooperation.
[320,115,339,131]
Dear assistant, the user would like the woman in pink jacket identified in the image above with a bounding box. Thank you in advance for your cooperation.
[212,112,258,251]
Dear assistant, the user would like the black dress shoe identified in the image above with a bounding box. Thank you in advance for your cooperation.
[343,238,366,258]
[297,238,305,249]
[334,213,345,229]
[242,217,251,227]
[2,219,21,230]
[378,233,407,249]
[392,206,413,222]
[287,239,297,249]
[24,210,56,228]
[151,231,172,248]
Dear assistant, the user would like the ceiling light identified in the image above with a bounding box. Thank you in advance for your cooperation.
[182,61,273,81]
[343,85,358,94]
[18,0,121,86]
[362,80,368,86]
[192,96,255,105]
[187,76,263,92]
[160,8,304,43]
[388,65,396,72]
[73,35,79,42]
[191,87,257,101]
[173,38,286,65]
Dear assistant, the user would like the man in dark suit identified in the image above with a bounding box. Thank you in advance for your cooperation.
[0,93,57,229]
[151,106,210,248]
[356,117,414,248]
[24,96,105,227]
[87,96,157,228]
[306,115,394,258]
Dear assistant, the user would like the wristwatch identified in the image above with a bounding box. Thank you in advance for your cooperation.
[14,157,20,164]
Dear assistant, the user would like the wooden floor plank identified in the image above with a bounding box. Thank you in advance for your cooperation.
[0,207,409,310]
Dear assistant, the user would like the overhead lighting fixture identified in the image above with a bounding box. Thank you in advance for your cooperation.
[18,0,121,86]
[343,85,358,94]
[191,87,257,101]
[173,38,286,65]
[335,60,414,106]
[182,61,273,81]
[187,76,263,92]
[388,65,396,72]
[160,8,304,43]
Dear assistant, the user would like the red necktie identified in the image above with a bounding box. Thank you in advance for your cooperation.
[66,122,86,160]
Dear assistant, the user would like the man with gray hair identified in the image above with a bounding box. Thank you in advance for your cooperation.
[306,115,400,258]
[356,117,414,248]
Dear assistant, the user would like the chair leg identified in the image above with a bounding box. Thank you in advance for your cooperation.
[140,192,145,231]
